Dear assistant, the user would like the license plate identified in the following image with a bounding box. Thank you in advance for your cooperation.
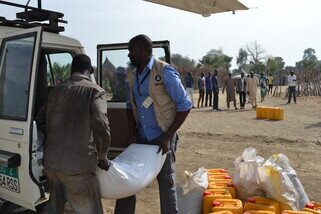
[0,166,20,193]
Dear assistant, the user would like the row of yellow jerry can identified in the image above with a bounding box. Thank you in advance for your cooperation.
[203,169,321,214]
[204,168,237,214]
[205,195,321,214]
[256,106,284,120]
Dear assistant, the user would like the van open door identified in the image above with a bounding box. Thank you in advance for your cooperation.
[0,27,45,211]
[97,41,171,157]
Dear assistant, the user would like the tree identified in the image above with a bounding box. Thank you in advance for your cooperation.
[303,48,317,62]
[251,61,266,74]
[52,62,71,83]
[159,54,196,76]
[199,48,233,72]
[236,48,248,70]
[171,54,196,68]
[265,56,285,75]
[296,48,319,71]
[245,41,266,73]
[245,41,266,64]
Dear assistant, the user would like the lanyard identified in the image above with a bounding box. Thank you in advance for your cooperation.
[136,69,151,96]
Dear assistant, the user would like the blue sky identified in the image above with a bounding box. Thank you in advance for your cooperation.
[2,0,321,68]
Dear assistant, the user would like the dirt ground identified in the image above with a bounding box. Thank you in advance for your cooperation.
[100,91,321,213]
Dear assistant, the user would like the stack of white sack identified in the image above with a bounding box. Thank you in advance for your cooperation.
[97,143,167,199]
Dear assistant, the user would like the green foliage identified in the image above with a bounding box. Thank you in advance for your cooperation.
[266,56,285,75]
[171,54,196,69]
[51,62,71,83]
[296,48,319,71]
[303,48,318,61]
[251,61,266,73]
[199,48,233,71]
[236,48,248,69]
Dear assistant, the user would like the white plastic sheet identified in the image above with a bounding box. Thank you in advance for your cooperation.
[97,143,166,199]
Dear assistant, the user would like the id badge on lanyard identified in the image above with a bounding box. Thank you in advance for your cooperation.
[142,96,153,108]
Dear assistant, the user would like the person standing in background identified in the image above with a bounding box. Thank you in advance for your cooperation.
[205,71,212,107]
[197,72,206,108]
[246,74,250,103]
[222,72,238,110]
[267,73,274,95]
[185,71,195,108]
[259,73,268,102]
[236,72,247,109]
[212,69,221,111]
[287,71,297,104]
[247,71,259,109]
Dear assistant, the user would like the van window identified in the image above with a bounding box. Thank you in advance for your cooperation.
[100,47,166,102]
[46,52,72,86]
[0,34,36,120]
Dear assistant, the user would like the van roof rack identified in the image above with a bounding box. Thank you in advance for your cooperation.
[0,0,67,33]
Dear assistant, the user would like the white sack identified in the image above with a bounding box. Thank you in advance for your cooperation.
[176,167,208,214]
[258,154,308,210]
[98,143,166,199]
[234,147,266,200]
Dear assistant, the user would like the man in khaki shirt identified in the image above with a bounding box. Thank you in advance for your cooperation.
[36,54,111,214]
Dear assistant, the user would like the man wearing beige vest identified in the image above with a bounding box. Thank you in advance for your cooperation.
[114,35,192,214]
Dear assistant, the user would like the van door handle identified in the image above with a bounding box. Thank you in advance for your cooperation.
[0,150,21,167]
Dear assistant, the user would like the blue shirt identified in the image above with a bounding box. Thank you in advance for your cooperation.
[212,76,219,91]
[185,76,194,88]
[205,76,212,90]
[127,57,192,141]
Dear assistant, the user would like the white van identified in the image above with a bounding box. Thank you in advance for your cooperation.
[0,2,170,212]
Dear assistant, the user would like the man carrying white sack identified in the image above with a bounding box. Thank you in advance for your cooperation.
[114,34,192,214]
[36,54,111,213]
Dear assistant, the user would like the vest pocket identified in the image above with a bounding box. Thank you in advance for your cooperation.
[162,107,176,120]
[154,93,172,107]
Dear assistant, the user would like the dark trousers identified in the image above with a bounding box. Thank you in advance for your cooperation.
[115,196,136,214]
[44,169,103,214]
[115,135,179,214]
[197,89,205,108]
[268,84,273,94]
[213,91,219,109]
[205,89,212,106]
[239,91,246,108]
[288,86,296,103]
